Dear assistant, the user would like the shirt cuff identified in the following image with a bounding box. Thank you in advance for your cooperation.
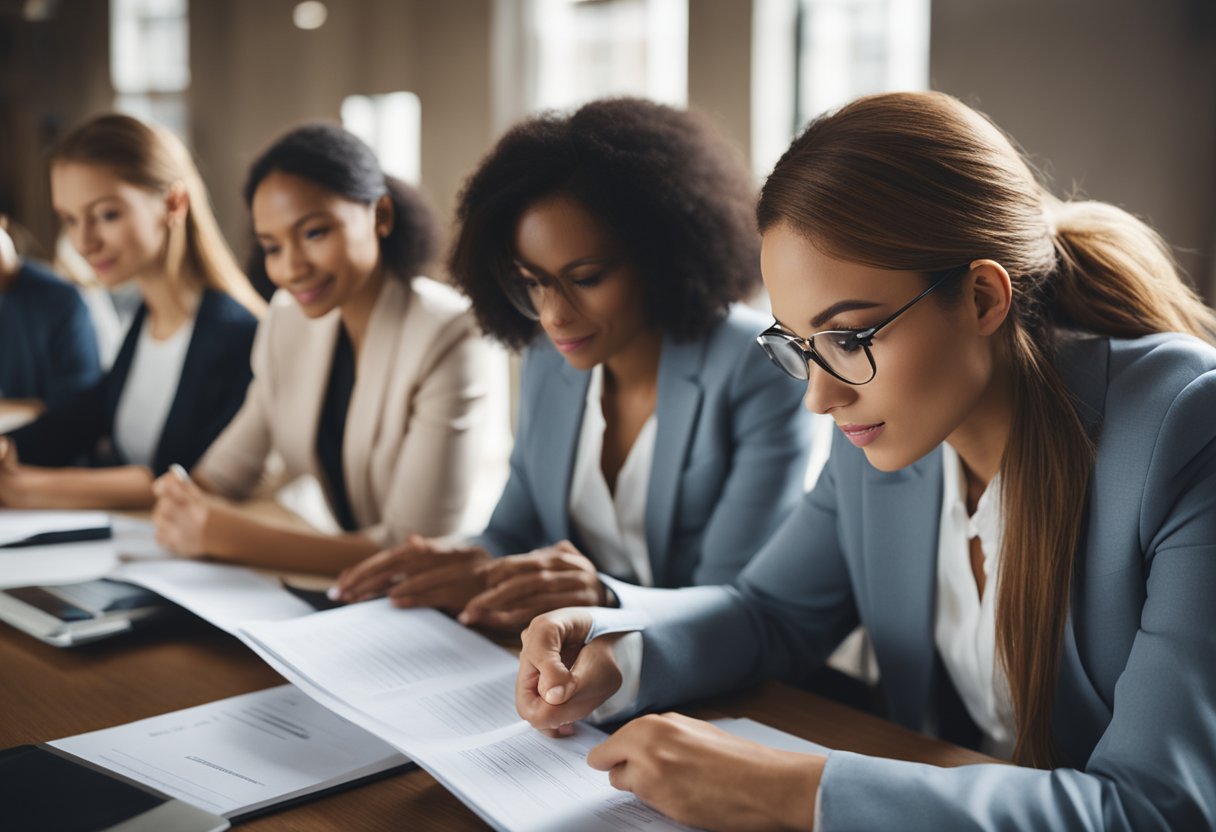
[587,630,643,724]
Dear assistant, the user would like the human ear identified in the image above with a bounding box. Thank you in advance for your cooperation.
[374,194,394,238]
[967,259,1012,336]
[164,182,190,227]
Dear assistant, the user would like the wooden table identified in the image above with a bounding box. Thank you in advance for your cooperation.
[0,613,996,830]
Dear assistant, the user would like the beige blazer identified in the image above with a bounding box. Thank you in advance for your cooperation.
[196,275,487,546]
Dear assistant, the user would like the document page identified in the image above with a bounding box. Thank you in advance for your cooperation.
[238,601,700,831]
[240,600,523,745]
[111,559,315,635]
[0,540,119,589]
[0,509,110,546]
[50,684,407,818]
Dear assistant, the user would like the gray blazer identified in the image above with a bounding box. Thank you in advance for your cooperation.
[604,332,1216,830]
[474,304,811,588]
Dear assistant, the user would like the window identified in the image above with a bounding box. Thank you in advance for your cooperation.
[110,0,190,137]
[341,92,422,186]
[752,0,929,177]
[493,0,688,129]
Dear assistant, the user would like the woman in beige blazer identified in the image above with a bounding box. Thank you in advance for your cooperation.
[151,124,487,574]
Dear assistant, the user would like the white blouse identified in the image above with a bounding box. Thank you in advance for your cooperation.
[596,442,1020,779]
[113,316,194,468]
[935,443,1016,758]
[568,364,658,587]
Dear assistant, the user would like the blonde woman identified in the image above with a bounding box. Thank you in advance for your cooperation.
[0,114,263,510]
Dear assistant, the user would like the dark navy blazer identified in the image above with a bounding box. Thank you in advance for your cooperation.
[0,259,102,409]
[11,289,257,475]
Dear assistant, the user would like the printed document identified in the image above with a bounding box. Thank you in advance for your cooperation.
[50,684,407,818]
[239,601,699,831]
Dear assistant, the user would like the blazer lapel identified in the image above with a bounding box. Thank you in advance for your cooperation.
[153,295,213,472]
[343,279,405,525]
[533,355,589,544]
[105,304,145,423]
[863,448,944,731]
[645,335,705,585]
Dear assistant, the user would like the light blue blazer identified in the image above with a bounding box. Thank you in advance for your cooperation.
[604,332,1216,830]
[473,304,811,588]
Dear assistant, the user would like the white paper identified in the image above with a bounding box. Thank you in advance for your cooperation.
[50,684,407,818]
[110,559,314,635]
[0,540,119,588]
[109,515,173,560]
[0,509,110,546]
[237,601,697,832]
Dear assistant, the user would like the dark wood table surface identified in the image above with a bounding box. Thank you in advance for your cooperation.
[0,611,996,830]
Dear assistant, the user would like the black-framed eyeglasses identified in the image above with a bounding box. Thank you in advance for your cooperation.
[501,258,623,321]
[755,268,963,385]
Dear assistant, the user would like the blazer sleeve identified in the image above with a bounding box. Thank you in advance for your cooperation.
[192,315,272,498]
[603,434,859,712]
[43,285,102,412]
[7,375,109,466]
[690,342,812,585]
[361,314,489,546]
[470,346,547,557]
[811,369,1216,832]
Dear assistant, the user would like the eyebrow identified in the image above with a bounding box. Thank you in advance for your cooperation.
[810,299,882,329]
[56,195,123,217]
[255,210,331,241]
[513,256,614,279]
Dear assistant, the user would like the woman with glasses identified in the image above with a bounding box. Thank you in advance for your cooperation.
[515,91,1216,831]
[334,98,811,628]
[150,124,488,573]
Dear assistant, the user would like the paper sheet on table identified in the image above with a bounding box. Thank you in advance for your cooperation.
[238,601,699,832]
[109,515,173,559]
[0,540,119,588]
[0,509,110,546]
[110,559,314,635]
[49,684,408,818]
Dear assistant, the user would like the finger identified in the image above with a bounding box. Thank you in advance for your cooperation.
[519,614,581,709]
[388,560,478,599]
[464,571,556,615]
[338,541,439,598]
[482,553,546,586]
[586,731,633,773]
[465,586,597,630]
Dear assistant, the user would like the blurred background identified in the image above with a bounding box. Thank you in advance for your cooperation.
[1,0,1214,299]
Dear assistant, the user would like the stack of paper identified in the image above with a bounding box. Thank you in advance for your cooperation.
[238,601,703,832]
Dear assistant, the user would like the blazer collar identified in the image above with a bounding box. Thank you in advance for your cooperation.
[645,333,707,585]
[342,276,410,526]
[541,331,709,565]
[1053,331,1110,438]
[862,447,944,730]
[533,349,590,545]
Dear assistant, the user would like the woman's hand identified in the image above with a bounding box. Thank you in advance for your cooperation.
[335,534,491,611]
[587,712,823,832]
[151,470,214,557]
[0,438,39,508]
[516,608,624,736]
[459,540,606,629]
